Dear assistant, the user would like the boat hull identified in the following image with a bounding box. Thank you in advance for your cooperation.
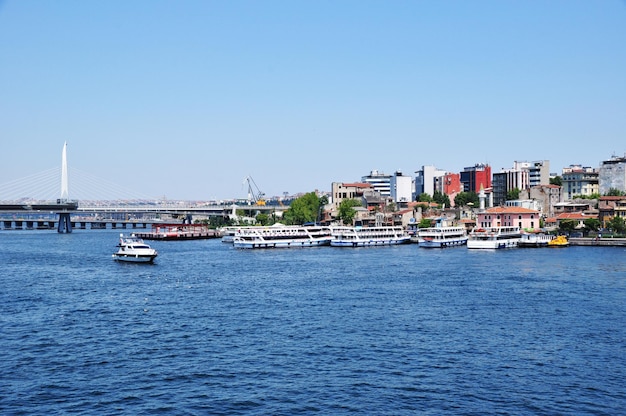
[112,253,157,263]
[418,237,468,248]
[466,239,519,249]
[330,237,411,247]
[233,238,331,249]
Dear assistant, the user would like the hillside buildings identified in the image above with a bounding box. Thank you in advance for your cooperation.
[327,153,625,228]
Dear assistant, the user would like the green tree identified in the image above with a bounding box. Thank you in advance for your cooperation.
[558,219,578,235]
[418,193,432,203]
[433,190,451,207]
[550,176,563,186]
[506,188,520,201]
[282,192,321,225]
[454,191,479,207]
[608,216,626,234]
[418,218,433,228]
[255,212,270,226]
[338,199,362,225]
[583,218,601,236]
[606,188,626,196]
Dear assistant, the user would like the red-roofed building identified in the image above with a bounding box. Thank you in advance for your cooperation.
[476,206,540,230]
[555,212,598,229]
[598,196,626,227]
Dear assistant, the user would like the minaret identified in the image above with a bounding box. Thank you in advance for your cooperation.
[479,185,486,211]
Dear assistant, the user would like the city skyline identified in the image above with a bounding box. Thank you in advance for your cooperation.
[1,1,625,200]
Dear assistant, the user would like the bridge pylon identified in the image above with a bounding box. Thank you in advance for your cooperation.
[58,142,72,233]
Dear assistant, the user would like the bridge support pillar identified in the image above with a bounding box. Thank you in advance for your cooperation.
[58,212,72,233]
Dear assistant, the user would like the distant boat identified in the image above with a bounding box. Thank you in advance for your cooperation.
[467,226,522,249]
[112,234,158,263]
[133,223,220,240]
[417,226,468,248]
[330,226,411,247]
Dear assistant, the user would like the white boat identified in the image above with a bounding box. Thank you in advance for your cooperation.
[330,226,411,247]
[232,224,332,249]
[518,232,554,247]
[467,226,522,249]
[112,234,158,263]
[219,226,243,243]
[418,226,468,248]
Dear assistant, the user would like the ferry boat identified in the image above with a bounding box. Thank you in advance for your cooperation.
[330,226,411,247]
[548,235,570,247]
[232,224,332,249]
[466,226,522,249]
[112,234,158,263]
[518,232,554,248]
[219,226,248,243]
[133,223,220,240]
[418,226,468,248]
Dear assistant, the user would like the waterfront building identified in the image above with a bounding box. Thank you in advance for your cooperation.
[555,212,597,231]
[598,196,626,228]
[361,170,391,197]
[390,170,413,204]
[330,182,372,211]
[598,155,626,195]
[492,161,550,207]
[523,160,551,187]
[414,165,446,199]
[519,184,562,218]
[439,172,461,206]
[460,164,491,194]
[562,165,599,200]
[475,206,540,230]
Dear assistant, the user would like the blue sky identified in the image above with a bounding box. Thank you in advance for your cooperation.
[1,0,625,201]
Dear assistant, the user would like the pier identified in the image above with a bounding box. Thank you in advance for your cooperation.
[569,237,626,247]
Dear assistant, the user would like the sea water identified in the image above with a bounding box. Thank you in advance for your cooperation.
[1,229,625,415]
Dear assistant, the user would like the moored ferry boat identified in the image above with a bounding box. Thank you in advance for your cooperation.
[418,226,468,248]
[467,226,522,249]
[518,232,554,247]
[330,225,411,247]
[233,224,332,249]
[548,235,570,247]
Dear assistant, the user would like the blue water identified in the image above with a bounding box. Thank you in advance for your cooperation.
[1,230,625,415]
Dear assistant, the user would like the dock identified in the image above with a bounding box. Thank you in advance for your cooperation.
[569,237,626,247]
[132,223,221,240]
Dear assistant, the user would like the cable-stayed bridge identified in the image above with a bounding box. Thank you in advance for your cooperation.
[0,144,286,232]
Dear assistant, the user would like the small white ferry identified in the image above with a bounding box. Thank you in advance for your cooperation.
[233,224,332,249]
[467,226,522,249]
[112,234,158,263]
[518,232,554,248]
[418,226,468,248]
[330,226,411,247]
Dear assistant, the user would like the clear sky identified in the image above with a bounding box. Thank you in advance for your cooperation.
[1,0,625,201]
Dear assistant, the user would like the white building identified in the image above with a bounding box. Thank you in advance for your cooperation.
[361,170,391,197]
[414,165,446,198]
[390,170,413,203]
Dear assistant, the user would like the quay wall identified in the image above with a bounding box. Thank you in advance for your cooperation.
[569,237,626,247]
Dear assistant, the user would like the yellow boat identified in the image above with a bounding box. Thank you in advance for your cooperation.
[548,235,570,247]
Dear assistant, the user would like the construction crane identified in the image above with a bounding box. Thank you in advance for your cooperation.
[243,175,266,206]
